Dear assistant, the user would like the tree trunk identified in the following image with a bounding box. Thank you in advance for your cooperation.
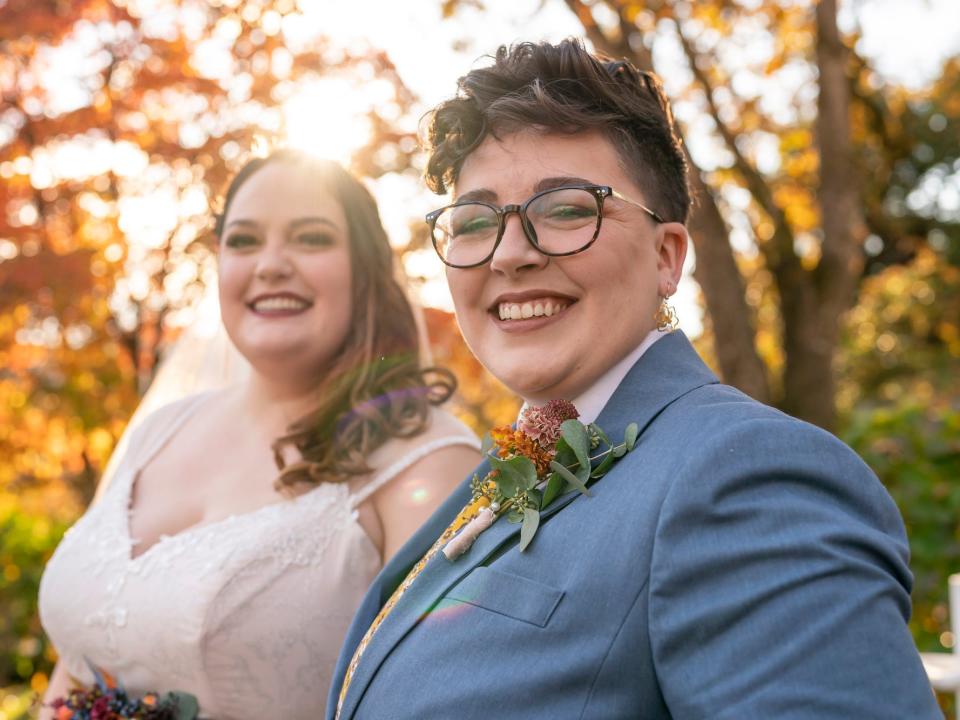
[685,167,771,403]
[563,0,771,403]
[774,0,865,432]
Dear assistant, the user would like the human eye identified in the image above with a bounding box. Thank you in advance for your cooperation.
[294,232,335,248]
[223,233,259,250]
[449,205,497,239]
[533,189,598,226]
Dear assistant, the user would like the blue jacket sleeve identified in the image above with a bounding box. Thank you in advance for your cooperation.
[648,416,940,719]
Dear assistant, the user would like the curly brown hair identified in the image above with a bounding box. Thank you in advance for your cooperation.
[215,150,455,491]
[423,39,691,223]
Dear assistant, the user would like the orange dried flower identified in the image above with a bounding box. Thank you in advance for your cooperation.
[490,426,554,475]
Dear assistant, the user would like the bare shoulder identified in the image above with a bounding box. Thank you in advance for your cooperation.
[361,408,482,561]
[359,408,480,485]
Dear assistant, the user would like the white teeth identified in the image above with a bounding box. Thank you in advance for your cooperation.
[252,297,309,312]
[496,299,569,321]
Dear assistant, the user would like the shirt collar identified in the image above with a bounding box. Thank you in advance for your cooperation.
[517,328,668,425]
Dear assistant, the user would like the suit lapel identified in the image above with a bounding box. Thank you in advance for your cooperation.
[335,332,719,719]
[336,475,582,720]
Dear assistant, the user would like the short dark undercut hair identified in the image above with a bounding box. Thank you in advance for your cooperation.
[423,39,691,223]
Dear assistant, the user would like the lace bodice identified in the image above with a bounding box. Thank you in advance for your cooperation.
[38,394,478,719]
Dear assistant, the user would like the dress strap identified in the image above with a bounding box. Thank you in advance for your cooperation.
[125,392,216,478]
[348,435,480,509]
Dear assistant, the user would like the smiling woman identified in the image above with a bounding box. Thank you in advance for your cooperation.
[36,150,482,720]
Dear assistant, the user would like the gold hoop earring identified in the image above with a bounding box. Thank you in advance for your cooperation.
[654,297,679,332]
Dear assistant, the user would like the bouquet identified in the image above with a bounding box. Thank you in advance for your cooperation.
[47,663,199,720]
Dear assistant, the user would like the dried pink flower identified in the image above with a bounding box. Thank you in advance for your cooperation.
[518,399,580,448]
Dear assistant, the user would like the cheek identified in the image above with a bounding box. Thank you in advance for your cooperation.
[217,255,247,297]
[446,269,483,316]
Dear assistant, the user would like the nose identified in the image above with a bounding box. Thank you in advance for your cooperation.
[488,210,548,277]
[254,236,294,281]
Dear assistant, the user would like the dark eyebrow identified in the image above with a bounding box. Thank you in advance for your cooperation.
[223,218,258,231]
[532,176,596,193]
[453,188,498,204]
[289,216,343,233]
[454,176,597,205]
[223,217,343,233]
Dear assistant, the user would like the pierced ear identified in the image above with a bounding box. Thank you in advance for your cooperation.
[656,222,688,291]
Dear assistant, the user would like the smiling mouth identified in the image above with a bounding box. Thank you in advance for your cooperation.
[248,296,312,314]
[495,298,573,321]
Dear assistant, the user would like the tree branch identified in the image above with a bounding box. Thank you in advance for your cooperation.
[674,19,800,274]
[563,0,631,58]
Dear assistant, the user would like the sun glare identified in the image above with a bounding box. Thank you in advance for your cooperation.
[282,79,374,164]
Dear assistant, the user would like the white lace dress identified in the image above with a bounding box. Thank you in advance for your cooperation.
[38,394,479,719]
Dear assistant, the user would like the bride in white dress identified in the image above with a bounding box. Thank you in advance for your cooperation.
[37,151,481,719]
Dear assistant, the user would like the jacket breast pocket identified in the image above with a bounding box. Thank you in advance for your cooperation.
[444,566,564,628]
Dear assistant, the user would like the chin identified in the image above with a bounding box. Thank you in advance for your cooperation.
[493,362,568,402]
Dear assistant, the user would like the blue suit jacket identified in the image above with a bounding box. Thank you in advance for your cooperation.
[327,332,939,719]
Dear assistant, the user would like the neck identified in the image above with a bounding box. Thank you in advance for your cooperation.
[238,368,322,439]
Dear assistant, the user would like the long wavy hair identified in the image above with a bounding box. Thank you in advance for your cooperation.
[215,150,455,491]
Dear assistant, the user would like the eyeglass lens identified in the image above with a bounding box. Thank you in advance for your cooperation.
[433,187,600,266]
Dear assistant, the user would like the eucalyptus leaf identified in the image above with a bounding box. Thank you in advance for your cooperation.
[519,506,541,552]
[561,420,591,468]
[541,472,564,508]
[589,423,611,447]
[624,422,639,451]
[480,433,494,456]
[612,444,627,458]
[488,455,538,496]
[590,452,615,479]
[169,692,200,720]
[550,460,592,496]
[553,439,578,469]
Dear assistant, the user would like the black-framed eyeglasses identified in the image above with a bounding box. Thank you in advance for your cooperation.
[426,184,665,269]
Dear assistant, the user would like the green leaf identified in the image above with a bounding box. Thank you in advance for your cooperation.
[589,422,611,447]
[612,444,627,458]
[541,472,564,508]
[561,420,591,481]
[488,455,538,496]
[519,506,541,552]
[590,452,615,479]
[550,460,592,497]
[528,487,542,507]
[553,438,578,469]
[624,422,639,451]
[168,692,200,720]
[480,432,494,456]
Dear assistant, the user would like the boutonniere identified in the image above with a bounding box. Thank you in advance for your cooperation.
[443,400,639,561]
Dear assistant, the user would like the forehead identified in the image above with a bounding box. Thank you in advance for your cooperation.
[225,161,346,227]
[453,129,634,201]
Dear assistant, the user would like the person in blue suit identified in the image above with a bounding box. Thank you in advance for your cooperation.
[328,39,939,719]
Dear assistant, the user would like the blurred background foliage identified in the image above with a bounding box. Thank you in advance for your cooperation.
[1,0,958,717]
